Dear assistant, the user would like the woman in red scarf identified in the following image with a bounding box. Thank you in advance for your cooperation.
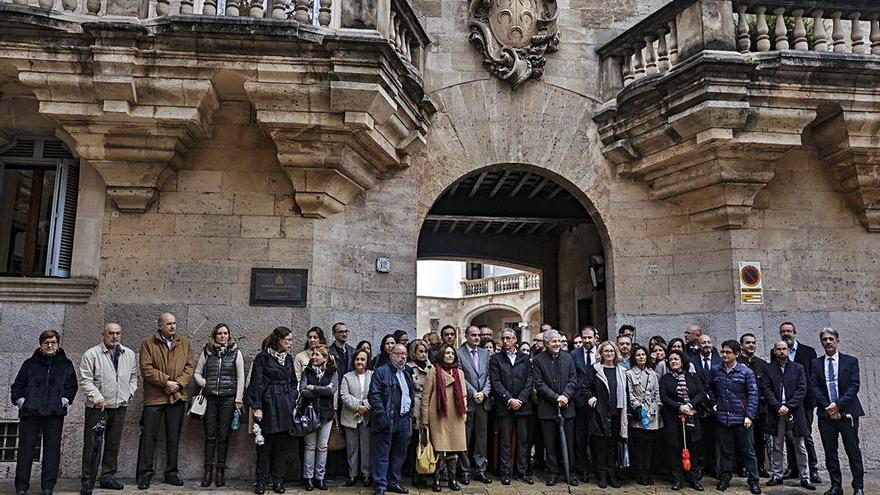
[421,344,467,492]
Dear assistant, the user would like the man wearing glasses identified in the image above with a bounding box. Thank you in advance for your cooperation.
[330,322,355,383]
[369,344,416,495]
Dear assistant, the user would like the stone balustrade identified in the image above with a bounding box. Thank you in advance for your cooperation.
[598,0,880,97]
[461,273,541,297]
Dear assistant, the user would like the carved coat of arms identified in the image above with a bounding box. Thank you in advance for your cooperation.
[468,0,559,89]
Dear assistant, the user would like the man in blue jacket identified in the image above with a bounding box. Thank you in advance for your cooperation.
[368,343,416,495]
[810,328,864,495]
[712,340,760,495]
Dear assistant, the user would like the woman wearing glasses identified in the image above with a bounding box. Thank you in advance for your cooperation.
[11,329,78,495]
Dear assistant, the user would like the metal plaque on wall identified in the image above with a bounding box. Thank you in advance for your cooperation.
[250,268,308,307]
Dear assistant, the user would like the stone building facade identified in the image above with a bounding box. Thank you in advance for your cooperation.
[0,0,879,481]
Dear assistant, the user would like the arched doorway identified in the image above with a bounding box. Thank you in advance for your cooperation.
[417,165,609,339]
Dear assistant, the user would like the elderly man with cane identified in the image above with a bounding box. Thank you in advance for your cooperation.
[531,330,578,487]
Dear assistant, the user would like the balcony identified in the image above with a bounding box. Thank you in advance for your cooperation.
[461,273,541,297]
[594,0,880,231]
[0,0,434,218]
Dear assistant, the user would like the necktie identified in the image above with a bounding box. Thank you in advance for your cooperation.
[471,349,478,370]
[704,357,710,372]
[827,357,839,402]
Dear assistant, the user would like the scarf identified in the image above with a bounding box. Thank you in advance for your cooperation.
[673,371,695,429]
[207,341,237,358]
[310,364,325,381]
[267,347,288,366]
[435,363,466,418]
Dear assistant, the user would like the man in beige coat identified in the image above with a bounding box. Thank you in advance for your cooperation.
[79,322,138,495]
[135,312,194,490]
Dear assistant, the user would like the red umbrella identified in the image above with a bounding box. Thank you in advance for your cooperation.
[680,415,691,472]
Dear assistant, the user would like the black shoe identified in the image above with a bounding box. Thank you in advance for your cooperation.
[545,475,557,487]
[432,478,442,492]
[609,475,621,488]
[824,488,844,495]
[459,477,470,486]
[363,477,373,487]
[801,479,817,491]
[99,479,125,490]
[315,479,327,491]
[853,489,864,495]
[811,473,823,484]
[304,479,314,491]
[672,480,683,491]
[448,480,460,492]
[568,476,579,486]
[501,474,511,485]
[345,478,358,487]
[81,488,93,495]
[474,473,492,484]
[272,481,286,494]
[164,475,184,487]
[137,479,150,490]
[375,491,385,495]
[692,481,705,491]
[767,477,783,486]
[40,491,52,495]
[255,481,267,495]
[597,473,608,489]
[387,484,409,494]
[516,475,534,485]
[750,481,762,495]
[717,480,730,491]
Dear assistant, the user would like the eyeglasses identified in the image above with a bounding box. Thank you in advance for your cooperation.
[41,340,59,347]
[501,336,515,340]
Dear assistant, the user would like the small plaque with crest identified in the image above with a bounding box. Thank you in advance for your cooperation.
[250,268,308,307]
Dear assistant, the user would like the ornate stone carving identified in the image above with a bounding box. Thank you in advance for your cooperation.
[468,0,559,89]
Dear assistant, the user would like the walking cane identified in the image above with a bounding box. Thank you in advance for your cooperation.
[556,405,573,494]
[680,415,691,472]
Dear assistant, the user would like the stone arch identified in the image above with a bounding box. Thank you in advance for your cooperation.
[460,303,523,331]
[412,79,617,313]
[522,302,541,327]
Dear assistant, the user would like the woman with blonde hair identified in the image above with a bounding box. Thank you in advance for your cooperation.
[295,327,326,381]
[300,344,337,491]
[585,341,628,488]
[405,339,434,486]
[422,344,468,492]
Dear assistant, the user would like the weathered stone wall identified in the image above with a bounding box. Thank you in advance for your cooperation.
[557,223,605,338]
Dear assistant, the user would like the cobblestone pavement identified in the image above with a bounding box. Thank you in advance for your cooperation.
[2,473,874,495]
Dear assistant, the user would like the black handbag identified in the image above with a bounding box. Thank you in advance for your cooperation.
[290,402,320,437]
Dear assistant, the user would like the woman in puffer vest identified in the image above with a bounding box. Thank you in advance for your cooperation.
[194,323,245,488]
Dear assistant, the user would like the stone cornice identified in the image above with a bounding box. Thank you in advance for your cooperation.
[0,277,97,304]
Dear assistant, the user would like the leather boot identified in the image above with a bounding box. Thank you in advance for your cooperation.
[215,464,226,487]
[432,472,442,492]
[446,457,460,491]
[201,464,213,487]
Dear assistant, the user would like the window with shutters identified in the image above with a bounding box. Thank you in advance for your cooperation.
[0,137,79,278]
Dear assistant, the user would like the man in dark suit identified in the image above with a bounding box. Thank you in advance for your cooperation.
[489,328,534,485]
[695,333,722,479]
[571,325,597,480]
[780,322,821,483]
[368,344,416,495]
[763,340,815,490]
[810,328,864,495]
[532,330,578,487]
[456,326,492,484]
[738,333,770,478]
[329,322,355,383]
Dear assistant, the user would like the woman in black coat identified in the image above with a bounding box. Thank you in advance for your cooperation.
[584,341,628,489]
[248,326,299,495]
[299,344,338,491]
[11,329,77,495]
[659,350,707,491]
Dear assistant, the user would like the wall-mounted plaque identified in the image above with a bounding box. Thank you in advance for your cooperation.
[250,268,308,307]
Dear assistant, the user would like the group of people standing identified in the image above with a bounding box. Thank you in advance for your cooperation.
[9,315,866,495]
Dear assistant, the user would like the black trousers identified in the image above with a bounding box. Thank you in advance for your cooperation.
[630,428,657,479]
[540,417,574,477]
[696,416,719,477]
[574,407,592,477]
[257,432,292,484]
[15,415,64,493]
[81,407,127,486]
[818,416,864,490]
[203,395,236,466]
[498,414,529,476]
[717,423,759,483]
[136,401,185,482]
[671,438,701,484]
[591,433,618,476]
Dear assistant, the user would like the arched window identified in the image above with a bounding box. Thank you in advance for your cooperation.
[0,137,79,277]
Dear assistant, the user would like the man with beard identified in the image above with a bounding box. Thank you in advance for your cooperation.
[571,325,597,481]
[779,322,821,484]
[738,333,769,478]
[369,344,416,495]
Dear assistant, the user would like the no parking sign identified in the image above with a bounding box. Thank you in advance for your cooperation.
[739,261,763,304]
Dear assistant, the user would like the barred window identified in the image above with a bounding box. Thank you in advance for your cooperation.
[0,137,79,277]
[0,422,41,462]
